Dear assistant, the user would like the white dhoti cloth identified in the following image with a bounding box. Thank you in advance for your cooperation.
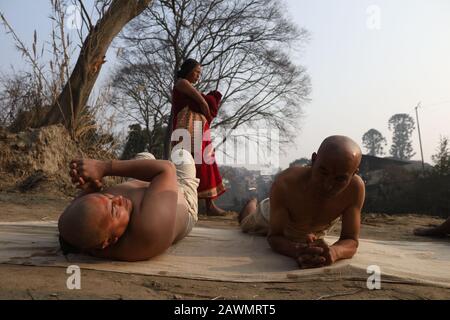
[135,149,200,240]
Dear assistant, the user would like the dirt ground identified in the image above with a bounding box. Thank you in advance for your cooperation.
[0,190,449,300]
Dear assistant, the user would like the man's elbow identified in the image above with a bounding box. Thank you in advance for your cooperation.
[122,251,163,262]
[164,161,176,173]
[158,161,176,177]
[266,234,281,252]
[339,235,359,247]
[347,238,359,257]
[140,232,173,260]
[349,246,358,259]
[115,244,170,262]
[350,238,359,249]
[139,245,171,262]
[336,237,359,258]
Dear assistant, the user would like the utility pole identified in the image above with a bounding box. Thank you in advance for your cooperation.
[414,102,425,173]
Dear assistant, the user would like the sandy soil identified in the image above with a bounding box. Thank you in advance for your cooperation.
[0,191,449,300]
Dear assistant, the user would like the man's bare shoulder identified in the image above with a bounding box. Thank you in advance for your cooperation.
[101,179,149,200]
[346,174,365,204]
[271,167,310,202]
[350,174,365,191]
[274,166,311,187]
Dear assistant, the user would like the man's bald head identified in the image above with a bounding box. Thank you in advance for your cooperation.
[310,136,362,198]
[316,135,362,170]
[58,194,110,251]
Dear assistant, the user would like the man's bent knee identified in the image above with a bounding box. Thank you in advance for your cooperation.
[170,148,194,165]
[135,152,156,160]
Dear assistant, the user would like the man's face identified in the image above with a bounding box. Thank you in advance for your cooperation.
[89,193,132,249]
[310,152,357,198]
[187,65,202,84]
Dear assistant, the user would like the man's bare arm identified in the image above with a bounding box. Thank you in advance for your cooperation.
[88,161,179,261]
[267,178,320,259]
[330,177,365,262]
[267,236,321,259]
[88,232,158,262]
[71,158,175,183]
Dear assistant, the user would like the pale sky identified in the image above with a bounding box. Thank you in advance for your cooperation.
[283,0,450,167]
[1,0,449,169]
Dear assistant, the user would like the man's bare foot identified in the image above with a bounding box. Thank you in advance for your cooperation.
[413,225,447,238]
[206,199,227,216]
[238,198,258,223]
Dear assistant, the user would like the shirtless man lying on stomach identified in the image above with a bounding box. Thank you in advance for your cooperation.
[239,136,365,269]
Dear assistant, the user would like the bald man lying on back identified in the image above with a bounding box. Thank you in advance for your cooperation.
[58,149,199,262]
[239,136,365,269]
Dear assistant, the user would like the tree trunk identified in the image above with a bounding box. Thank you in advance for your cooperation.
[163,67,182,159]
[41,0,153,129]
[163,111,174,160]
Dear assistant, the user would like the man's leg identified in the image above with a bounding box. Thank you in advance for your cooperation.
[134,150,198,243]
[170,148,200,242]
[134,152,156,160]
[239,198,258,223]
[240,198,270,235]
[414,217,450,237]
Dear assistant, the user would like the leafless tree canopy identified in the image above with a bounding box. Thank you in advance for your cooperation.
[116,0,311,153]
[110,62,168,155]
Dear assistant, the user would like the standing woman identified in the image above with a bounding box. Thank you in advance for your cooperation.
[171,59,226,216]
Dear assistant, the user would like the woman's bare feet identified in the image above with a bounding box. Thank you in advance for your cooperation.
[206,199,227,216]
[238,198,258,223]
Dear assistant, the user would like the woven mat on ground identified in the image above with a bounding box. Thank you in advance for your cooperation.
[0,221,449,287]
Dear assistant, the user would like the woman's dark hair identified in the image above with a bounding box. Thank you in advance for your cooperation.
[177,58,200,79]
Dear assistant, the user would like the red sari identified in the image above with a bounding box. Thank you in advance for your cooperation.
[171,87,226,199]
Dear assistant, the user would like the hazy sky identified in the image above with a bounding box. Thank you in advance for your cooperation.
[1,0,449,169]
[283,0,450,167]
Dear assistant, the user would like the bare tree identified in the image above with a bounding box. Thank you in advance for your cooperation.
[0,2,69,130]
[41,0,153,131]
[110,62,168,157]
[117,0,311,157]
[0,72,42,129]
[1,0,135,156]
